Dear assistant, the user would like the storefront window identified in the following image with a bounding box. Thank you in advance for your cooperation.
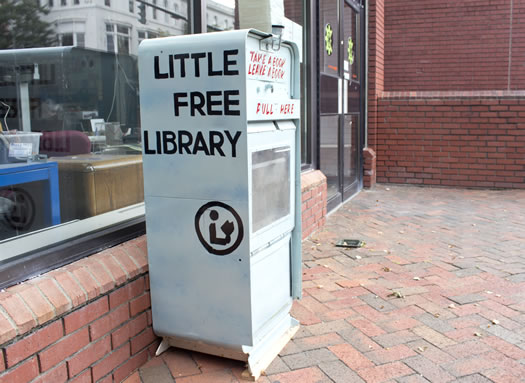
[0,0,190,281]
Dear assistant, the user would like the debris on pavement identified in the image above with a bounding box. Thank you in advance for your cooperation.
[335,239,365,248]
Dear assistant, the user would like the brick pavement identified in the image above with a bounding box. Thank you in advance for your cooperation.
[126,185,525,383]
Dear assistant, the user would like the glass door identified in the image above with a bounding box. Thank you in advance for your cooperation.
[342,0,361,200]
[318,0,363,210]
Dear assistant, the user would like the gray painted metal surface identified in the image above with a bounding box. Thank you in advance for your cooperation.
[139,29,301,379]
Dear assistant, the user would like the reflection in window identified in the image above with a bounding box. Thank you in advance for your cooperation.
[0,47,143,241]
[106,24,130,55]
[56,22,86,48]
[76,34,84,47]
[60,33,73,46]
[343,3,358,81]
[0,0,191,289]
[107,35,114,52]
[118,36,130,55]
[58,32,85,47]
[138,30,158,45]
[206,1,235,32]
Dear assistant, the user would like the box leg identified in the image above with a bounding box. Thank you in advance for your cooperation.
[155,337,170,356]
[244,316,300,381]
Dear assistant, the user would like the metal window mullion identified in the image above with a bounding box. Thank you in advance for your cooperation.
[192,0,207,34]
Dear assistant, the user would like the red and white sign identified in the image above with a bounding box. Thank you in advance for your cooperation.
[248,99,300,120]
[247,50,288,83]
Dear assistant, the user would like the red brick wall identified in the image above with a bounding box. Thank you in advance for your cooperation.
[365,0,385,188]
[0,237,159,383]
[301,171,327,239]
[363,148,377,188]
[367,0,525,189]
[376,92,525,188]
[384,0,525,91]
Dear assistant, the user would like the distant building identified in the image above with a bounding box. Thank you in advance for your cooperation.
[40,0,234,56]
[206,0,234,32]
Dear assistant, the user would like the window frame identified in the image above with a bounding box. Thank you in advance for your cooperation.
[57,31,85,47]
[138,29,159,44]
[0,205,146,290]
[106,23,131,54]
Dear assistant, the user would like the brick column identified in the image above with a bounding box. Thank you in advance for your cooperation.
[364,0,384,188]
[363,147,377,188]
[367,0,385,154]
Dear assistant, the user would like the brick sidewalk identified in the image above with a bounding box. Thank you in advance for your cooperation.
[126,185,525,383]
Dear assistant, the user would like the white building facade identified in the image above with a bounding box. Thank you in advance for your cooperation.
[40,0,234,56]
[206,0,235,31]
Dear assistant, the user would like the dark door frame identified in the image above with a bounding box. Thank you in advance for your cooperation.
[316,0,366,212]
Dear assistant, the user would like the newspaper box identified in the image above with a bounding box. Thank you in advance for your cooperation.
[139,29,301,379]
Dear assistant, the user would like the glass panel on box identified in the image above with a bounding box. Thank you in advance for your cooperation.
[251,146,291,233]
[0,0,190,242]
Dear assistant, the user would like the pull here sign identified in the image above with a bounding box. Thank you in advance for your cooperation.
[247,99,300,121]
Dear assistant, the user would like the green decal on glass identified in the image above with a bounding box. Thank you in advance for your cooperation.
[348,37,354,64]
[325,24,333,56]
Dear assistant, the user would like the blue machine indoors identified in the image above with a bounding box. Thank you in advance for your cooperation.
[139,29,301,379]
